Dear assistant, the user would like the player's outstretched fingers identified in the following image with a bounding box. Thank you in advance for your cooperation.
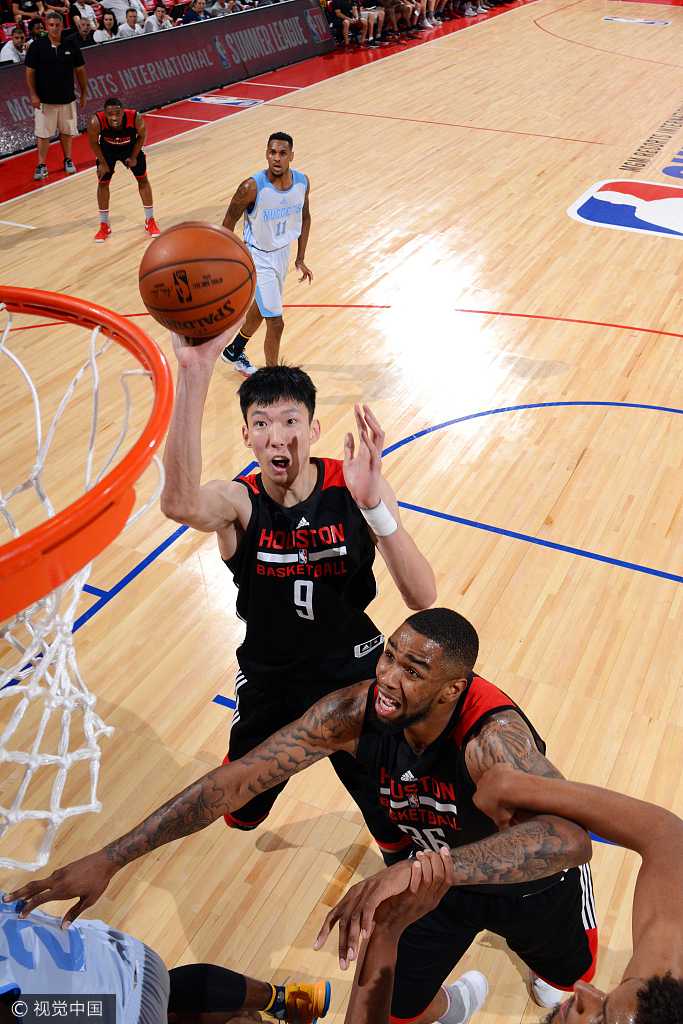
[360,404,385,447]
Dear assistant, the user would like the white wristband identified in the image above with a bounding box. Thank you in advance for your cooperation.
[360,499,398,537]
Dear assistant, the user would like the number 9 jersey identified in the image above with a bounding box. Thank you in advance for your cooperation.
[224,458,385,692]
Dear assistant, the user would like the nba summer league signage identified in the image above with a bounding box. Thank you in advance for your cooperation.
[0,0,333,157]
[568,180,683,239]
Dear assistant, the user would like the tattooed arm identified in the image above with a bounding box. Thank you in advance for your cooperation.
[222,177,258,232]
[316,709,591,968]
[4,684,369,928]
[458,708,591,881]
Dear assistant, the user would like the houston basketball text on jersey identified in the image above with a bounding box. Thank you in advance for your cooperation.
[256,520,348,578]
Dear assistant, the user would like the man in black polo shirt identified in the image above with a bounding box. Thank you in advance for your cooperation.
[25,11,89,181]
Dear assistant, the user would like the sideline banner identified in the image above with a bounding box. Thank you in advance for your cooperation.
[0,0,333,156]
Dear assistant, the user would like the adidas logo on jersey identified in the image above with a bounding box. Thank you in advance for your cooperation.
[297,517,310,527]
[401,770,417,782]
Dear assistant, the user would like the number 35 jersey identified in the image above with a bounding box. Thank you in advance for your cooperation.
[224,458,384,691]
[243,168,307,252]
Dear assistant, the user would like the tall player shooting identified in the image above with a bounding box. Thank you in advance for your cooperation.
[220,132,312,376]
[86,97,161,242]
[160,330,436,865]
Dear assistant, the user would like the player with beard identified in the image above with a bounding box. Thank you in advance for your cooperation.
[6,609,593,1024]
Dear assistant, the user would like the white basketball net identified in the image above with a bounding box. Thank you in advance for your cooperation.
[0,304,164,871]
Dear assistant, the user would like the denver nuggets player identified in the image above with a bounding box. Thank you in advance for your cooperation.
[220,133,312,375]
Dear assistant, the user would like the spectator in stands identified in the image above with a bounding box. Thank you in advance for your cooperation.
[209,0,241,15]
[181,0,210,22]
[27,16,45,37]
[94,9,119,37]
[67,13,96,43]
[359,0,384,45]
[44,0,70,19]
[145,2,173,29]
[117,6,143,33]
[25,10,88,181]
[1,25,28,61]
[333,0,373,48]
[69,0,98,26]
[100,0,144,25]
[13,0,44,25]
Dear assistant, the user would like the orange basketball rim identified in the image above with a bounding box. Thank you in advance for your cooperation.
[0,288,174,622]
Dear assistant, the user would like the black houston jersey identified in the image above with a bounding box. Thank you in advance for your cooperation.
[97,109,138,147]
[355,675,565,896]
[224,458,384,690]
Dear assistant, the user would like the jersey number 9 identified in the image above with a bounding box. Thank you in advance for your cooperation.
[294,580,314,620]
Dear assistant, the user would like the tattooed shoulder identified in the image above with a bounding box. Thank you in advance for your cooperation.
[227,177,257,219]
[299,681,369,751]
[465,709,564,785]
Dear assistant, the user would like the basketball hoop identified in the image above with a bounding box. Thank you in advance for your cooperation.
[0,288,173,871]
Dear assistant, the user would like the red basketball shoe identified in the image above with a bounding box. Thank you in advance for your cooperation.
[145,218,161,237]
[94,223,112,243]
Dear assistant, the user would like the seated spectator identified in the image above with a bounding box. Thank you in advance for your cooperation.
[27,15,46,37]
[332,0,367,49]
[181,0,210,22]
[0,25,28,61]
[93,8,118,37]
[68,0,97,25]
[44,0,69,19]
[13,0,44,25]
[66,12,96,43]
[145,1,173,28]
[209,0,241,15]
[359,0,384,45]
[100,0,144,24]
[117,5,143,32]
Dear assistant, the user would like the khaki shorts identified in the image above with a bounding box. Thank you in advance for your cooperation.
[360,6,382,16]
[35,101,78,138]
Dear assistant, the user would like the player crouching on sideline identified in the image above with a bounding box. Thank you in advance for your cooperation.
[0,894,330,1024]
[5,609,594,1024]
[86,97,161,242]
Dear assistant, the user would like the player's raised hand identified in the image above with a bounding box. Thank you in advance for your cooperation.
[473,763,527,830]
[313,858,412,969]
[343,404,385,510]
[169,317,247,370]
[2,849,117,930]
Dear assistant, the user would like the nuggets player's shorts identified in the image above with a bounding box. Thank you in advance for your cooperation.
[250,243,290,317]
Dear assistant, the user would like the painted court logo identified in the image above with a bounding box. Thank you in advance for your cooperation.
[568,180,683,238]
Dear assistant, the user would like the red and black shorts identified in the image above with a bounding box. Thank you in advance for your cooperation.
[390,864,598,1022]
[98,142,147,183]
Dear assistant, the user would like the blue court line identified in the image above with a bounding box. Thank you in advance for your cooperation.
[213,694,237,709]
[397,501,683,585]
[83,583,108,599]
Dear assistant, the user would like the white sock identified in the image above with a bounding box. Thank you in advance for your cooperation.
[438,985,468,1024]
[98,210,109,225]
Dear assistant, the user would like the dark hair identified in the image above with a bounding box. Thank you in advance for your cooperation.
[28,16,44,32]
[154,2,166,9]
[100,9,118,29]
[238,365,316,423]
[405,608,479,674]
[11,24,25,33]
[104,95,123,108]
[45,10,63,20]
[635,973,683,1023]
[268,131,293,149]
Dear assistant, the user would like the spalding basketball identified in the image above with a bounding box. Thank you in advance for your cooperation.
[139,222,256,339]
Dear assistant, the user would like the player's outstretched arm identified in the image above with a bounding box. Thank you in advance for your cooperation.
[3,683,368,929]
[160,328,248,551]
[343,850,453,1024]
[474,765,683,982]
[343,404,436,610]
[222,178,257,232]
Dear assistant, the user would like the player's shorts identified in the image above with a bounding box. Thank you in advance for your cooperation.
[389,864,598,1022]
[34,101,78,139]
[249,242,290,318]
[138,941,171,1024]
[360,6,382,17]
[224,670,411,857]
[98,142,148,183]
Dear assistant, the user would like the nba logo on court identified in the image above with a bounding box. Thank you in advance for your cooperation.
[568,180,683,238]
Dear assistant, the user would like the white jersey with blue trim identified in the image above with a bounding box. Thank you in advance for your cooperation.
[243,168,307,252]
[0,896,144,1024]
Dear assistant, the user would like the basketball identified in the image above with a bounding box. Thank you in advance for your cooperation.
[138,222,256,340]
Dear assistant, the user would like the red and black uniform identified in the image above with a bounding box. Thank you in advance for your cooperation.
[222,457,410,858]
[355,675,598,1022]
[96,108,146,182]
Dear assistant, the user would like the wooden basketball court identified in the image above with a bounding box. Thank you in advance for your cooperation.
[3,0,683,1017]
